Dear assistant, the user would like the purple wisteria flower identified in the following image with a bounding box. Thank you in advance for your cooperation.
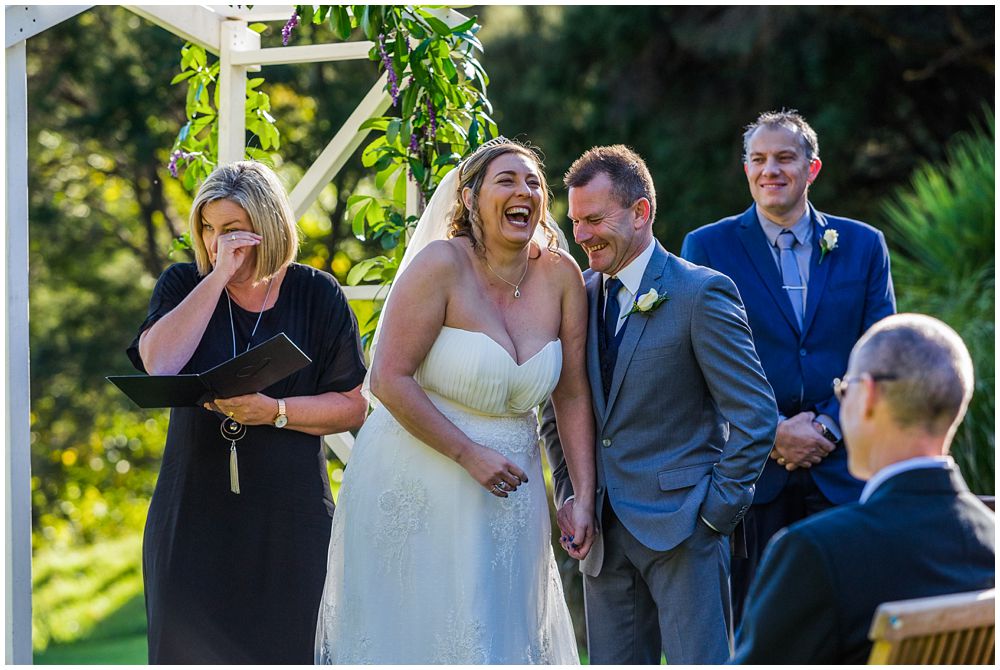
[281,11,299,46]
[377,34,400,106]
[426,99,438,138]
[167,150,196,178]
[409,127,420,153]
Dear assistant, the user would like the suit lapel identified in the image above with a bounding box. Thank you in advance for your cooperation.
[604,243,668,415]
[585,271,607,421]
[735,205,801,336]
[801,206,832,338]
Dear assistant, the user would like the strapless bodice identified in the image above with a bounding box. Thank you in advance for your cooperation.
[413,326,562,416]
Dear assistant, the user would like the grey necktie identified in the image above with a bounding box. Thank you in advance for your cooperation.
[776,230,804,327]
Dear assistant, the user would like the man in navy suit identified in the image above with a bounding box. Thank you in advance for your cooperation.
[734,313,995,664]
[681,110,896,625]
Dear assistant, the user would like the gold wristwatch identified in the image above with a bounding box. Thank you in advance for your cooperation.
[273,398,288,428]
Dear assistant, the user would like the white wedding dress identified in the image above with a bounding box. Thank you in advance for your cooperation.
[315,326,579,664]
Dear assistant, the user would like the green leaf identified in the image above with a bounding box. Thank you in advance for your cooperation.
[393,167,408,204]
[246,77,265,90]
[360,117,391,131]
[423,16,451,37]
[386,118,401,147]
[401,85,419,119]
[191,46,207,69]
[334,7,352,40]
[171,70,196,85]
[451,16,478,34]
[468,118,480,149]
[375,161,401,190]
[408,157,426,183]
[351,200,372,240]
[248,22,267,34]
[360,5,376,41]
[347,258,380,285]
[347,194,374,208]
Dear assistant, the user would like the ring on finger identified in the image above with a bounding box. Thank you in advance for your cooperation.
[777,457,786,465]
[491,484,503,495]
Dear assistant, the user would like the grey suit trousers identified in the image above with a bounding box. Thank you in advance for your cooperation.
[585,504,733,665]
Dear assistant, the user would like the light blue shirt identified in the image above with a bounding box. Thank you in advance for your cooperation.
[756,206,812,309]
[859,456,954,504]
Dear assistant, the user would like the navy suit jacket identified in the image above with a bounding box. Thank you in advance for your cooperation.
[681,204,895,504]
[733,464,995,664]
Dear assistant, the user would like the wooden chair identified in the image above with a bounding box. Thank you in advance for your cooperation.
[868,589,995,664]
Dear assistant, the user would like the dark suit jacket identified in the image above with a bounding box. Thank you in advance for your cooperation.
[733,464,996,664]
[681,204,896,505]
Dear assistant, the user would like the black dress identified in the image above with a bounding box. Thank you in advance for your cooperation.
[127,262,366,664]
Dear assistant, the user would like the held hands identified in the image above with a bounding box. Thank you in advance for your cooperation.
[771,411,836,470]
[556,498,596,561]
[212,231,261,282]
[205,393,276,426]
[459,443,529,499]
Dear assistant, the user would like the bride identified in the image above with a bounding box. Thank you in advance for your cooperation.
[315,138,596,664]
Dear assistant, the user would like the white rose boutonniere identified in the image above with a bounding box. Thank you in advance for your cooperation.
[819,228,839,264]
[624,288,669,317]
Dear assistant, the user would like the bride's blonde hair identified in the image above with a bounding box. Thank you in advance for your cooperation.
[447,138,559,256]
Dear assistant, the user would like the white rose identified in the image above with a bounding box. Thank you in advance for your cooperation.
[635,288,659,312]
[823,229,839,249]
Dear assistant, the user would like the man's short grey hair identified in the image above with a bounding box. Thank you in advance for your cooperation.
[742,109,820,163]
[850,314,974,437]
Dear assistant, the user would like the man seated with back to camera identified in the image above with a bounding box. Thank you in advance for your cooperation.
[733,313,995,665]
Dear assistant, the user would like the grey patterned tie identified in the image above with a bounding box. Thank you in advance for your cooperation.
[777,230,804,328]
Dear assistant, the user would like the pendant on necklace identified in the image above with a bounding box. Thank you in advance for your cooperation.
[513,287,520,298]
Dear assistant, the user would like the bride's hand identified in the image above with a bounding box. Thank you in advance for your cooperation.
[458,443,528,498]
[565,500,596,560]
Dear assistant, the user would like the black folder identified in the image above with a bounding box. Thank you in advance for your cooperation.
[108,332,311,409]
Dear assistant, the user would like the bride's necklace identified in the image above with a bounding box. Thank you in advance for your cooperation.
[220,277,272,496]
[483,252,529,299]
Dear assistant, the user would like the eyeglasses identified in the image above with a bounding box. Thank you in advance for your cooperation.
[832,374,899,402]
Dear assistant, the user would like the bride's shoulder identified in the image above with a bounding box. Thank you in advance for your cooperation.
[409,238,465,268]
[537,245,585,285]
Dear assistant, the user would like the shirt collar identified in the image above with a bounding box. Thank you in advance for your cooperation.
[756,205,812,247]
[859,455,954,504]
[603,238,655,297]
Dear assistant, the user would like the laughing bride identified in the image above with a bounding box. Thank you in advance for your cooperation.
[315,138,596,664]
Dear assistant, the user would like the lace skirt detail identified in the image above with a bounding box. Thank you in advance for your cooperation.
[315,400,579,664]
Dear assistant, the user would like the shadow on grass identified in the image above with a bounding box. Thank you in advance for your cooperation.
[35,593,147,665]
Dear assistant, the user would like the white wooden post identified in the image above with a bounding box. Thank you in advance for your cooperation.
[5,38,34,666]
[218,20,259,165]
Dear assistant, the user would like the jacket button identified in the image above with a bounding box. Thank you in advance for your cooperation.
[602,438,612,448]
[799,348,807,357]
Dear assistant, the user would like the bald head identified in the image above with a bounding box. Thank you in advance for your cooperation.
[849,314,974,439]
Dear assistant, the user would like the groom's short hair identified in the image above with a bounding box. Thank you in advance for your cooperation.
[565,145,657,226]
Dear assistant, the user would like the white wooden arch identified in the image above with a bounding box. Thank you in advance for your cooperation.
[4,5,464,662]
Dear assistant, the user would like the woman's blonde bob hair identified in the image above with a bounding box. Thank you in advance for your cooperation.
[189,161,299,282]
[447,139,558,255]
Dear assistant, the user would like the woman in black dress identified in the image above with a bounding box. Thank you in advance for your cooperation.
[128,161,367,663]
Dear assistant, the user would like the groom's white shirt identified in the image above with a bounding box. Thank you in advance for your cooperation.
[602,239,656,335]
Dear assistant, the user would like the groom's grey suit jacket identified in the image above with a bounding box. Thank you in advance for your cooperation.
[543,242,777,577]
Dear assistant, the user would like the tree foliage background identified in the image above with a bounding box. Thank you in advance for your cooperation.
[25,4,993,656]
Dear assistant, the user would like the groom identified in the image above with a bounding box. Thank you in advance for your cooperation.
[542,145,777,664]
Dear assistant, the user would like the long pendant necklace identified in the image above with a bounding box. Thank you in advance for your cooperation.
[483,252,529,298]
[220,278,273,494]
